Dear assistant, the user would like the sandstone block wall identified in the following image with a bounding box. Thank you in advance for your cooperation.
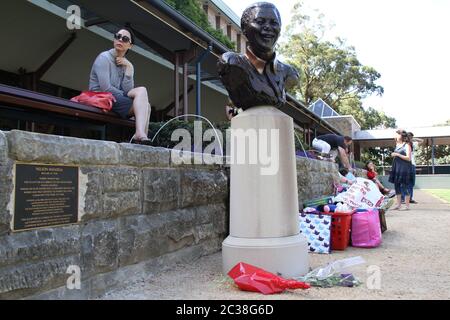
[0,130,228,299]
[0,130,343,299]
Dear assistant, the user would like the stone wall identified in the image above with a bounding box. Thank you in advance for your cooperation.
[0,130,342,299]
[296,157,340,208]
[0,130,228,299]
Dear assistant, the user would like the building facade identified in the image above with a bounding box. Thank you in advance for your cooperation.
[202,0,247,54]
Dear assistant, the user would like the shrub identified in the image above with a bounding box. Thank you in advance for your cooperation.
[163,0,236,50]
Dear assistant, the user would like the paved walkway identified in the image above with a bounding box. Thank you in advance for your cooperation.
[102,190,450,300]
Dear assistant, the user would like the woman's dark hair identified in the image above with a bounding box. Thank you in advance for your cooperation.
[406,135,412,147]
[407,132,414,148]
[117,27,135,44]
[396,129,408,142]
[116,27,135,56]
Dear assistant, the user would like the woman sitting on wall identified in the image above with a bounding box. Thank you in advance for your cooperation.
[89,27,151,144]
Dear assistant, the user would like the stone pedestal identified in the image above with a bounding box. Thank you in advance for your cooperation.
[222,106,309,279]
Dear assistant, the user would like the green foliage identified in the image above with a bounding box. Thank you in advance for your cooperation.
[360,108,397,170]
[413,120,450,165]
[163,0,235,50]
[360,147,394,174]
[148,120,230,151]
[362,107,396,130]
[147,120,310,157]
[415,145,450,165]
[280,4,383,106]
[280,1,395,130]
[280,1,398,168]
[294,128,308,152]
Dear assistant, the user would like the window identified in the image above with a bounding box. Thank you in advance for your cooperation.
[237,34,241,52]
[216,16,221,30]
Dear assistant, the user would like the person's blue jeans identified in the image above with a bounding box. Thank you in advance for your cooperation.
[401,165,416,201]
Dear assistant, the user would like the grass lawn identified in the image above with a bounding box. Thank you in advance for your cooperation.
[424,189,450,203]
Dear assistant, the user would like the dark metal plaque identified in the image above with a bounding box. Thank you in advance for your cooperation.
[13,164,79,231]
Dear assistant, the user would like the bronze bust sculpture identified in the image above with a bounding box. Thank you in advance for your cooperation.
[218,2,299,110]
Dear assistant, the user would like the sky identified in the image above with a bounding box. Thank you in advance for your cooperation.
[225,0,450,129]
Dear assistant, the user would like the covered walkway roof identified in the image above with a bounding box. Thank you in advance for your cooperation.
[354,126,450,148]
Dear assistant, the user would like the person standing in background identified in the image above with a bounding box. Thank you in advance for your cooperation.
[389,130,412,210]
[402,132,423,204]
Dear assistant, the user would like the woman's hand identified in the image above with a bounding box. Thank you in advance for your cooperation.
[116,57,131,68]
[116,57,133,77]
[391,152,398,158]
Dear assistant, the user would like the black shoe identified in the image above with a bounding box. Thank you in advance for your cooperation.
[410,200,418,204]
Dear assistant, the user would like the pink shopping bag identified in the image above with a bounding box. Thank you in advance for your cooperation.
[351,209,382,248]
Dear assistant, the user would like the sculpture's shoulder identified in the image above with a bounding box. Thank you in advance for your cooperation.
[220,52,247,66]
[276,60,299,88]
[218,52,250,79]
[276,60,299,78]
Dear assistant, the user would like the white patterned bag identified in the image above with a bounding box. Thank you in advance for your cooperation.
[299,212,332,254]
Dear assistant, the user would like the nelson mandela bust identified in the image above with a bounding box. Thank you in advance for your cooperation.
[217,2,299,110]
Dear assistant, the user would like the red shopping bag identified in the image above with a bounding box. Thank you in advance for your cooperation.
[71,91,116,111]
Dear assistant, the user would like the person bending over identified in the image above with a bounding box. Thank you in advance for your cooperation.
[312,134,353,171]
[89,27,151,144]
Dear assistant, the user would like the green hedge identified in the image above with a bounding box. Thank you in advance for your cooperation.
[148,120,230,151]
[148,120,309,153]
[163,0,236,50]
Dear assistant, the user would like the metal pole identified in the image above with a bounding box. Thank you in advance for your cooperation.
[195,44,212,116]
[307,126,311,146]
[196,62,201,116]
[174,52,180,117]
[183,62,188,121]
[431,137,435,175]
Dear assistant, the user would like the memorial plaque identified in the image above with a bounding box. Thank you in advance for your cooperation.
[13,164,79,232]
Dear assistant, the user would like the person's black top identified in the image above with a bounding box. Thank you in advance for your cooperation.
[317,134,346,149]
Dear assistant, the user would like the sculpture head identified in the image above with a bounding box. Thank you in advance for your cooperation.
[241,2,281,60]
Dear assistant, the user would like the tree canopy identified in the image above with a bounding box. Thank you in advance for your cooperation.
[280,1,395,130]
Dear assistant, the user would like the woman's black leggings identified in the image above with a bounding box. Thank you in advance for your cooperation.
[395,183,409,196]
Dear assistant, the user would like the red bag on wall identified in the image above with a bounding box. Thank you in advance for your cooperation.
[71,91,116,111]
